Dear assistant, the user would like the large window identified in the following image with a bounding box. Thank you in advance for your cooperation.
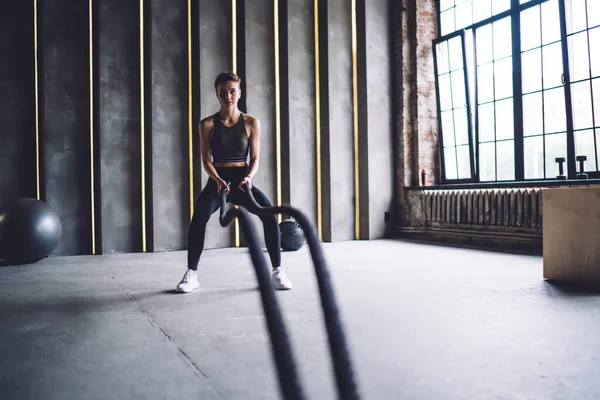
[476,17,515,181]
[435,0,600,182]
[566,0,600,173]
[434,34,474,180]
[520,0,566,180]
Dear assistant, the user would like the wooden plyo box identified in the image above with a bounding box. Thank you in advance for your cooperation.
[543,187,600,285]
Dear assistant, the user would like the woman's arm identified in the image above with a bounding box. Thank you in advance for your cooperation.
[200,118,229,193]
[239,116,261,190]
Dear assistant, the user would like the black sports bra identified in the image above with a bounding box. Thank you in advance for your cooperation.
[210,113,249,163]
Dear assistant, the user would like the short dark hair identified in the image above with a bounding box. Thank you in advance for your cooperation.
[214,72,242,90]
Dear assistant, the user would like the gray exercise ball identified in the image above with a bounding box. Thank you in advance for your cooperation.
[0,198,62,264]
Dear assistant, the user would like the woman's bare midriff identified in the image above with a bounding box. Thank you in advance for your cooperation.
[213,161,248,168]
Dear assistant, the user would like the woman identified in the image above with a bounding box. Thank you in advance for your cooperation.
[176,72,292,293]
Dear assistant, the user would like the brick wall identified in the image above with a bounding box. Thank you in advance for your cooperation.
[393,0,438,225]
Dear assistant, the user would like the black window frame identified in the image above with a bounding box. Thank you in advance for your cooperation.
[434,0,600,184]
[433,30,477,183]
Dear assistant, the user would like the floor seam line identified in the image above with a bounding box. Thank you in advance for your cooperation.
[106,267,227,400]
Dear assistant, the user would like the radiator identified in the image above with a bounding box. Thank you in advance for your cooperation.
[421,188,543,229]
[398,188,545,252]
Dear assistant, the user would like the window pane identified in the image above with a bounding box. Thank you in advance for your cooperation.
[541,0,561,45]
[444,148,458,179]
[451,70,466,107]
[493,18,512,59]
[494,57,513,99]
[565,0,588,34]
[436,42,450,75]
[522,48,542,93]
[593,79,600,126]
[455,107,469,145]
[492,0,510,16]
[497,140,515,180]
[449,36,464,71]
[473,0,491,23]
[524,136,544,179]
[571,81,594,130]
[478,63,494,103]
[590,27,600,78]
[574,129,596,171]
[438,74,453,111]
[478,103,495,142]
[597,129,600,171]
[479,142,496,181]
[457,145,472,179]
[440,0,454,12]
[520,0,533,4]
[568,31,590,81]
[436,34,474,183]
[542,42,564,89]
[477,25,493,65]
[456,1,473,30]
[523,92,544,136]
[465,30,476,109]
[545,133,567,178]
[588,0,600,29]
[544,88,567,133]
[495,98,514,140]
[441,10,456,36]
[442,110,456,147]
[520,5,541,52]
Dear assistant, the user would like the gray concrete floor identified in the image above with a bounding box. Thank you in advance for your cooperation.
[1,239,600,400]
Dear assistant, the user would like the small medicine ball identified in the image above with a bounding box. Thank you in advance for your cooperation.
[279,218,305,251]
[0,198,62,264]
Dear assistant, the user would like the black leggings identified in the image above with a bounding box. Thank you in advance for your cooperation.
[187,167,281,270]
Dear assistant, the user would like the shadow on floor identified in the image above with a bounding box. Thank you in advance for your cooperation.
[0,286,261,323]
[161,287,258,296]
[0,257,47,267]
[392,237,542,257]
[543,279,600,297]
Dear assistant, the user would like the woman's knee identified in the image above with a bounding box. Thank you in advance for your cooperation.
[191,213,209,226]
[190,207,213,230]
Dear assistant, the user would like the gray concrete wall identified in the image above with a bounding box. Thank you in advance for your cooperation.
[285,0,317,228]
[364,0,394,239]
[323,0,355,242]
[41,0,93,255]
[150,0,189,252]
[0,2,37,205]
[242,0,276,247]
[198,0,234,250]
[98,0,143,254]
[0,1,400,256]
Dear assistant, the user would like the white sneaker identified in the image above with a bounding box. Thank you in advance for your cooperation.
[176,269,199,293]
[272,267,292,290]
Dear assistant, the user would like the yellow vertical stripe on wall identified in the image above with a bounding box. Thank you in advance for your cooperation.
[34,0,40,200]
[89,0,96,254]
[274,0,282,223]
[313,0,322,241]
[351,0,360,240]
[232,0,240,247]
[188,0,194,221]
[140,0,147,252]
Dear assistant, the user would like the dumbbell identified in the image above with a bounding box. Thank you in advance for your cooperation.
[576,155,588,179]
[555,157,567,180]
